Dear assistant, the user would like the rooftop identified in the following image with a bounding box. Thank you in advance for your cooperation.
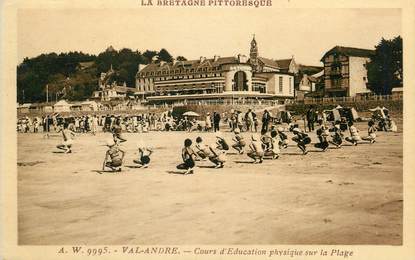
[321,46,375,61]
[275,58,293,69]
[138,56,241,75]
[257,57,280,69]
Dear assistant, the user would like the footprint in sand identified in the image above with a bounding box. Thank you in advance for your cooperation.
[17,161,45,166]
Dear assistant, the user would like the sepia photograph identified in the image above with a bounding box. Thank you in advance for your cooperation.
[2,3,410,257]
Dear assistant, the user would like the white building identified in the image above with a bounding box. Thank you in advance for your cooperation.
[135,36,295,104]
[321,46,375,97]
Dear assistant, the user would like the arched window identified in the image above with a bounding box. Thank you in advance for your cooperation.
[233,71,248,91]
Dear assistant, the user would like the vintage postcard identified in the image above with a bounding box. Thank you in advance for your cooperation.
[1,0,414,259]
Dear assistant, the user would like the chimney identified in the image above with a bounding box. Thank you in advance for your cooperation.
[213,55,220,62]
[200,56,206,63]
[172,58,177,65]
[237,54,247,63]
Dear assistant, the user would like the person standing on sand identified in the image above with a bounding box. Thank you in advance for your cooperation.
[237,111,244,131]
[213,112,221,132]
[91,115,98,135]
[205,112,212,132]
[306,107,316,132]
[261,109,271,132]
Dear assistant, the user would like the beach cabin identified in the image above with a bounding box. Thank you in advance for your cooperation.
[81,100,99,111]
[53,100,72,113]
[18,103,32,114]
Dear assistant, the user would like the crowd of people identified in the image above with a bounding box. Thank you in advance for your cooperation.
[172,117,380,174]
[17,106,397,174]
[16,108,276,135]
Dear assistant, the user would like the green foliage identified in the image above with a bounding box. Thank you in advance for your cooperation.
[158,48,173,62]
[17,47,184,103]
[176,56,187,61]
[142,50,158,63]
[367,36,403,95]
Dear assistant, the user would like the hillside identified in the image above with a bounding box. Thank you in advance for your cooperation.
[17,47,183,103]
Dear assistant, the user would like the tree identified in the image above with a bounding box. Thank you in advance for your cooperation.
[367,36,403,95]
[17,47,178,102]
[158,48,173,62]
[142,50,158,63]
[176,56,187,61]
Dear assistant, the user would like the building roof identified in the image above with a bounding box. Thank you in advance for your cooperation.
[298,64,323,75]
[138,56,241,75]
[257,57,280,69]
[78,61,95,69]
[19,103,32,108]
[312,70,324,78]
[54,100,71,107]
[321,46,375,61]
[307,75,317,82]
[275,59,293,69]
[81,100,98,105]
[113,86,135,93]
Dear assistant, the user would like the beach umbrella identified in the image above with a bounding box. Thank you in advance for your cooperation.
[183,111,200,117]
[369,106,382,112]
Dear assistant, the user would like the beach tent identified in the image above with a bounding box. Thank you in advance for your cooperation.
[369,106,389,119]
[183,111,200,117]
[350,108,359,121]
[324,109,341,122]
[325,106,359,122]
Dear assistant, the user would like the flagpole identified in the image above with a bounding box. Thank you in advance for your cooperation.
[46,84,49,103]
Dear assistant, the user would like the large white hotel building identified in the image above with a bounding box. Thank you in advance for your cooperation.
[135,37,295,104]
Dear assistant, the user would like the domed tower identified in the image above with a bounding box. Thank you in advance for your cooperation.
[250,34,259,72]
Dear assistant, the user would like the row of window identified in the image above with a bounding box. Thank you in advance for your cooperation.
[140,66,221,77]
[253,84,266,93]
[140,77,294,94]
[325,65,350,75]
[147,73,223,82]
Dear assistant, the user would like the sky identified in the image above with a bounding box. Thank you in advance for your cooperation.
[17,8,401,66]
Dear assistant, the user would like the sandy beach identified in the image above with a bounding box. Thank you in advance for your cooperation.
[17,121,402,245]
